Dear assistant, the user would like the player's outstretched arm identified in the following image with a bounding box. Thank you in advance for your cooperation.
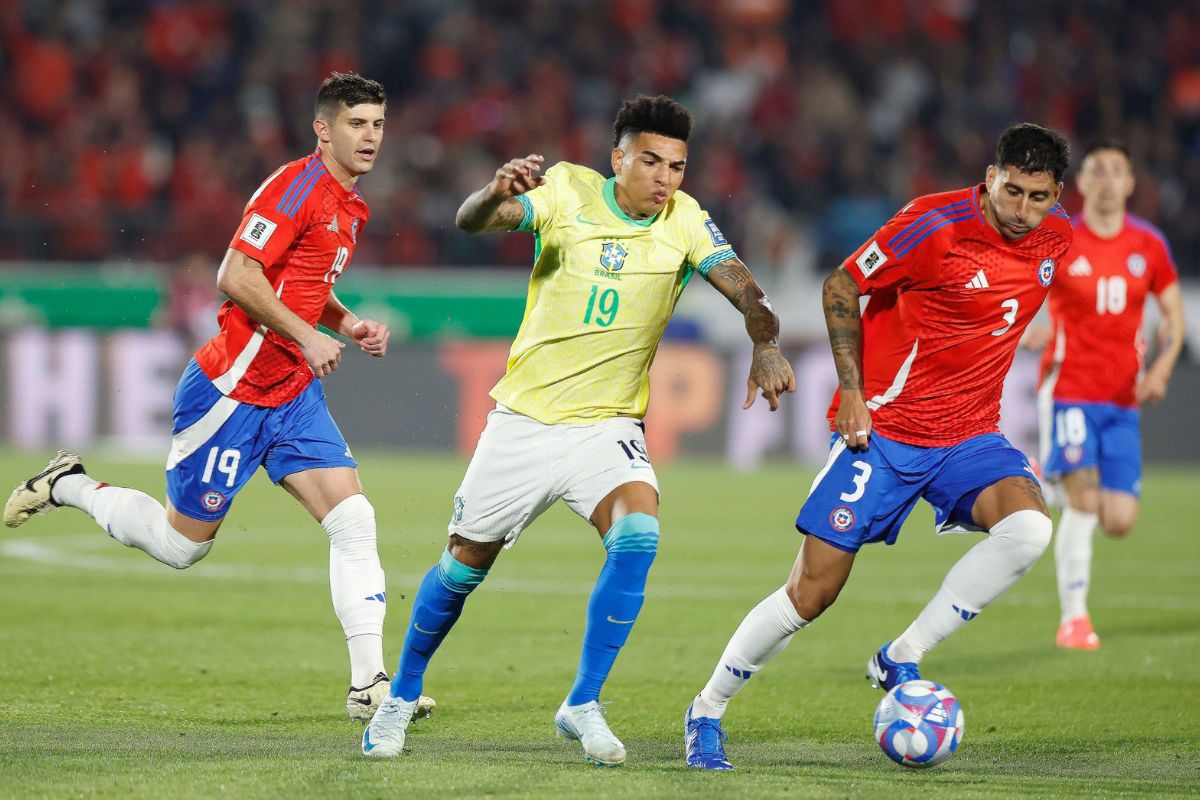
[455,154,546,234]
[216,248,345,377]
[705,257,796,411]
[823,266,872,450]
[321,291,389,358]
[1136,282,1186,404]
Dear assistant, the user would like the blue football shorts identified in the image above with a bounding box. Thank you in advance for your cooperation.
[1043,401,1141,496]
[165,359,357,521]
[796,431,1036,553]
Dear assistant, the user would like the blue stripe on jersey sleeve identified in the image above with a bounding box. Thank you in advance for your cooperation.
[276,160,321,216]
[893,210,974,257]
[281,164,326,218]
[888,199,972,252]
[695,248,737,277]
[514,194,535,231]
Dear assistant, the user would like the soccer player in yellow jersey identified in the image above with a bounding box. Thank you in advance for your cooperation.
[363,95,795,764]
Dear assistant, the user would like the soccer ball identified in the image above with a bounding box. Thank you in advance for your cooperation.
[873,680,964,768]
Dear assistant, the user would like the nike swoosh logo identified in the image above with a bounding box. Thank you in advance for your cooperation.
[576,214,600,225]
[413,623,442,635]
[362,730,376,752]
[349,696,372,706]
[606,616,636,625]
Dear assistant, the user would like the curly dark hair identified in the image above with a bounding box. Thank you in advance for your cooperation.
[995,123,1071,183]
[612,95,693,148]
[315,72,386,121]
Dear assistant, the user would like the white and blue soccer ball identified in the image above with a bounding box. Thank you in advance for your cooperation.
[873,680,964,768]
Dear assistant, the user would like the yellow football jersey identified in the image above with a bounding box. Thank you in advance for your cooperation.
[490,161,737,424]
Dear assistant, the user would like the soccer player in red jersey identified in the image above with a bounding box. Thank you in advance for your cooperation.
[1031,140,1185,650]
[5,73,432,720]
[685,123,1073,770]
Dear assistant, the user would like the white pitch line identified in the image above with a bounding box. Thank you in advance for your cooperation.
[0,535,1196,611]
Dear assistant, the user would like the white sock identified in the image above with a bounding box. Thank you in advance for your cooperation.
[890,509,1052,664]
[1054,506,1097,623]
[694,587,808,719]
[53,476,211,569]
[50,472,100,509]
[348,634,385,688]
[322,494,387,687]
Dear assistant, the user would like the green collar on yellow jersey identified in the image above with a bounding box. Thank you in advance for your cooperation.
[603,177,659,227]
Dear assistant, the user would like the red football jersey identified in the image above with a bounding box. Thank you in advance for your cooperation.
[829,185,1073,446]
[1039,214,1178,408]
[194,149,369,407]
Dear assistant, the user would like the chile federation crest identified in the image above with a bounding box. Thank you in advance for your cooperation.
[1037,258,1055,287]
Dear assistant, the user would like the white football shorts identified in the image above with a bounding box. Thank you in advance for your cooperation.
[448,404,660,545]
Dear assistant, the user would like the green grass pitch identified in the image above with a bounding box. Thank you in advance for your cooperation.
[0,451,1196,798]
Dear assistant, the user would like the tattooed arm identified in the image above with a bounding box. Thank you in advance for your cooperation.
[823,266,872,450]
[455,153,546,234]
[706,257,796,411]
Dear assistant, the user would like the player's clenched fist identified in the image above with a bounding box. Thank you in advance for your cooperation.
[490,154,546,198]
[300,330,345,377]
[351,318,390,358]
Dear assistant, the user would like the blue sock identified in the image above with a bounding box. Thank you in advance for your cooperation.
[566,513,659,706]
[391,549,488,701]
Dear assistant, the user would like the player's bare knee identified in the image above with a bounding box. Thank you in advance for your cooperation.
[1100,515,1135,538]
[1064,471,1100,514]
[784,575,837,622]
[448,534,504,569]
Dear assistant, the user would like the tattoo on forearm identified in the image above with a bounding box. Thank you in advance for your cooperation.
[710,258,780,346]
[457,191,524,234]
[492,198,526,231]
[823,269,864,391]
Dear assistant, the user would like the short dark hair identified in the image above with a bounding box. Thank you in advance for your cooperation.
[1081,137,1131,164]
[612,95,693,149]
[995,123,1071,183]
[315,72,386,121]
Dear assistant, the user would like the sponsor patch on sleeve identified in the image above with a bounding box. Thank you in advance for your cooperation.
[239,213,278,250]
[855,240,887,277]
[704,218,728,247]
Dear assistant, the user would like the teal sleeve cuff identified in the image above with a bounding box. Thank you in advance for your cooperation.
[695,248,737,277]
[514,194,535,232]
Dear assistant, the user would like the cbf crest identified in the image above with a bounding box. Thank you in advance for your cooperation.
[1037,258,1055,287]
[599,242,628,272]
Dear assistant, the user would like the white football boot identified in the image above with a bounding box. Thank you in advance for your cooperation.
[346,672,436,722]
[361,696,419,757]
[555,700,626,767]
[4,450,85,528]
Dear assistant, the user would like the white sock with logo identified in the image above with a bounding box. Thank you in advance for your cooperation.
[1054,506,1097,623]
[693,587,809,719]
[52,475,212,569]
[322,494,387,687]
[890,509,1052,664]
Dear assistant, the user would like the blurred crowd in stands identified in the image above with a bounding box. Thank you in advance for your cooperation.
[2,0,1199,283]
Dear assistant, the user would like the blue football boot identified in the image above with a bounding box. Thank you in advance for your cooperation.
[684,701,733,770]
[866,641,921,691]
